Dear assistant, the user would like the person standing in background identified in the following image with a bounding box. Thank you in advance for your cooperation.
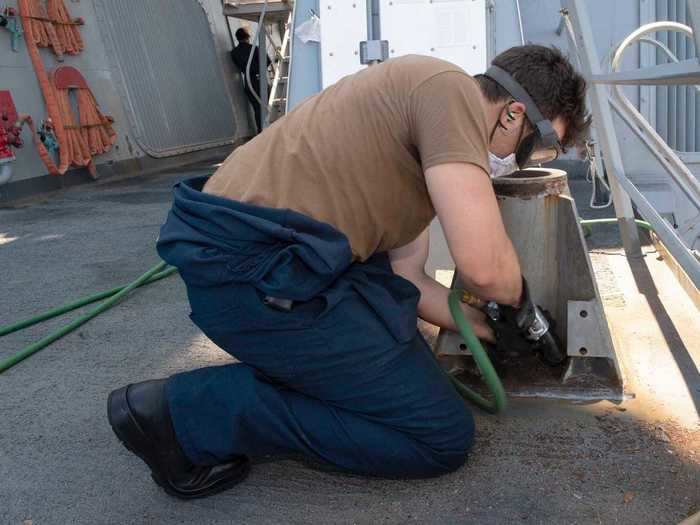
[231,27,271,134]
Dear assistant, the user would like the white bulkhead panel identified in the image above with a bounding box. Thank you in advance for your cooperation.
[318,2,368,87]
[319,0,487,88]
[380,0,487,75]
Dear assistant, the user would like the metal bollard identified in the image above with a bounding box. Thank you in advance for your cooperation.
[436,168,623,401]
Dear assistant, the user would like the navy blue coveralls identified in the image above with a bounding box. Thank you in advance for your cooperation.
[156,176,475,478]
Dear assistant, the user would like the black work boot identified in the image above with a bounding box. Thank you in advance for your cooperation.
[107,379,250,499]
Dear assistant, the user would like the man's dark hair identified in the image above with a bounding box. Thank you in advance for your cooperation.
[235,27,250,42]
[475,45,591,148]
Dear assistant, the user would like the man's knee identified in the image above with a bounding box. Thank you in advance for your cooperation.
[442,405,476,470]
[418,402,475,476]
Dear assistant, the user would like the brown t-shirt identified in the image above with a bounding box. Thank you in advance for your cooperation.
[204,54,489,261]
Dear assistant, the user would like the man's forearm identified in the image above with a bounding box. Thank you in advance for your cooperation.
[413,273,494,342]
[424,162,523,308]
[459,238,522,307]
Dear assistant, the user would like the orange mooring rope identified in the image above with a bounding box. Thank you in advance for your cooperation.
[47,0,84,55]
[18,0,65,174]
[21,0,64,59]
[53,83,91,171]
[18,0,113,177]
[53,77,116,178]
[76,90,116,157]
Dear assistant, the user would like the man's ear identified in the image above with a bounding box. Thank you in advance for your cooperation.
[508,101,527,121]
[499,101,527,133]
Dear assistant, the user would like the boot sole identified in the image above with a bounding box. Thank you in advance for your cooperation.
[107,385,250,499]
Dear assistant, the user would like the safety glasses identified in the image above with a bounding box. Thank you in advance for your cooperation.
[484,65,562,168]
[515,130,561,168]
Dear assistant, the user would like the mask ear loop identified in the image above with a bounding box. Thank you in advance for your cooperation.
[513,121,527,168]
[489,100,517,143]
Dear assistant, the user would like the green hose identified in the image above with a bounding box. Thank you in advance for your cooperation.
[447,289,507,414]
[4,258,507,416]
[0,266,177,337]
[580,218,653,238]
[0,261,171,374]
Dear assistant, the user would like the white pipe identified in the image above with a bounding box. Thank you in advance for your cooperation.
[246,0,270,106]
[514,0,525,45]
[610,21,692,72]
[0,162,14,186]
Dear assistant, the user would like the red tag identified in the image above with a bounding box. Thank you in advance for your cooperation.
[0,91,18,133]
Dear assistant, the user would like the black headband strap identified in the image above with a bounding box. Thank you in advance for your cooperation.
[484,65,556,141]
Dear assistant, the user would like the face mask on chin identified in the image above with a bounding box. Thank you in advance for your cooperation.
[488,151,518,178]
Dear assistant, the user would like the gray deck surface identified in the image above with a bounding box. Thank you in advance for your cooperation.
[1,167,698,525]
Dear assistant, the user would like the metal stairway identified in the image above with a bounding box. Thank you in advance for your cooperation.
[223,0,293,23]
[223,0,294,128]
[561,0,700,293]
[268,13,292,123]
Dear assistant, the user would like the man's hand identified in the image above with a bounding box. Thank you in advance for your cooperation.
[424,162,522,306]
[389,228,494,342]
[457,300,495,343]
[484,304,534,357]
[486,278,567,365]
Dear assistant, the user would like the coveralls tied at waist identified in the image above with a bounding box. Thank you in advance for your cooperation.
[156,176,420,344]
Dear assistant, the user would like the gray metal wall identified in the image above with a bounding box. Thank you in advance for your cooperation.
[97,0,238,157]
[495,0,642,99]
[0,0,252,184]
[494,0,643,162]
[652,0,699,153]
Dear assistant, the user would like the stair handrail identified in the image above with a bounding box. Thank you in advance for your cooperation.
[269,11,292,110]
[608,21,700,212]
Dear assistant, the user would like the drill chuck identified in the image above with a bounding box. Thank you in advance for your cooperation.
[525,306,550,341]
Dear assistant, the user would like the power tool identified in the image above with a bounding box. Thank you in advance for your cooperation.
[483,278,567,366]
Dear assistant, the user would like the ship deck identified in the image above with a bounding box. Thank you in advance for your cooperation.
[1,167,698,524]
